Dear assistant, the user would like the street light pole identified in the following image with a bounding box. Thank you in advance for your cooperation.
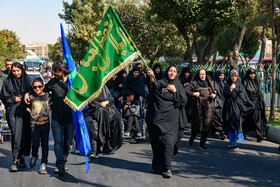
[270,0,277,121]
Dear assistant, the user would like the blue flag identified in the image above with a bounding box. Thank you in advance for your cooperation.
[60,23,91,173]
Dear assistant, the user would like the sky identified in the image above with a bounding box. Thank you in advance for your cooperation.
[0,0,72,45]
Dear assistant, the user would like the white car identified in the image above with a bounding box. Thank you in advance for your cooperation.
[26,71,44,84]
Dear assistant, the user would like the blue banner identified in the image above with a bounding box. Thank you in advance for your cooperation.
[60,23,91,173]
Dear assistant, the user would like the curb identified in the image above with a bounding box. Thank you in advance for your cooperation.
[266,125,280,144]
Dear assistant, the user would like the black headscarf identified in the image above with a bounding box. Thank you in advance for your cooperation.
[113,69,127,92]
[191,68,215,92]
[0,62,31,110]
[179,67,192,85]
[214,69,226,98]
[121,66,145,98]
[242,68,259,93]
[153,63,164,80]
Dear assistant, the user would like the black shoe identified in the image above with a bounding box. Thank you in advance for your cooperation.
[220,133,226,140]
[189,139,194,146]
[54,168,65,175]
[199,146,208,151]
[162,170,172,178]
[229,146,237,151]
[29,157,38,168]
[18,158,26,168]
[151,169,162,175]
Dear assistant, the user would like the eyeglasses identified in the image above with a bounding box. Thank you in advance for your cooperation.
[32,85,43,89]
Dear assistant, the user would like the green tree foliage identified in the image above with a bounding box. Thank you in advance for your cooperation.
[114,0,186,66]
[48,37,63,62]
[59,0,107,61]
[0,29,24,67]
[240,28,260,63]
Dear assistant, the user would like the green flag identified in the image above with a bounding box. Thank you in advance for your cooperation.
[65,5,141,111]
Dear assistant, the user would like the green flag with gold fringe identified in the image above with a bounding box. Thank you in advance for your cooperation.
[64,5,141,111]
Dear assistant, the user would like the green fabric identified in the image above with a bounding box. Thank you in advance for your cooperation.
[65,5,141,111]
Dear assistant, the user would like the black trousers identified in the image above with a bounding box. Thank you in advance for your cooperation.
[148,123,175,172]
[31,123,50,164]
[85,115,98,155]
[126,115,140,132]
[190,126,209,147]
[6,108,31,162]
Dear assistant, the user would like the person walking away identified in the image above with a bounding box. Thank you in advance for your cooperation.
[242,68,267,142]
[186,68,216,150]
[0,62,32,172]
[223,70,254,151]
[146,65,187,178]
[26,77,50,174]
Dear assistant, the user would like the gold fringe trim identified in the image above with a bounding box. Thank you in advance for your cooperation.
[64,51,141,111]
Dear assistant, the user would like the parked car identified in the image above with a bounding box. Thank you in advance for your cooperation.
[26,71,44,83]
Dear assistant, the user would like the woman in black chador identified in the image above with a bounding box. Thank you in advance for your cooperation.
[242,68,267,142]
[186,68,216,150]
[179,67,192,123]
[223,70,254,151]
[146,65,187,178]
[121,66,145,100]
[212,69,227,139]
[0,62,32,172]
[179,67,192,87]
[112,69,127,106]
[83,85,122,158]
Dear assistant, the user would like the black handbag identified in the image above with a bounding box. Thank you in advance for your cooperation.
[124,105,141,118]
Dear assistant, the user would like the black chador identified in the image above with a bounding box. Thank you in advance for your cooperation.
[0,62,32,164]
[121,66,145,100]
[146,65,187,177]
[212,70,226,139]
[83,85,122,157]
[185,69,215,150]
[242,68,267,142]
[223,72,255,135]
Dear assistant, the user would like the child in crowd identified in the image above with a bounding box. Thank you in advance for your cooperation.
[123,90,141,137]
[26,77,50,174]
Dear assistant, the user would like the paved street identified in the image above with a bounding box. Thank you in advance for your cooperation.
[0,128,279,187]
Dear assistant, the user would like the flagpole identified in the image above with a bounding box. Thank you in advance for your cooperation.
[140,55,156,80]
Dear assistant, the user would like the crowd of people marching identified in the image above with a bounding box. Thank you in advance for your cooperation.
[0,57,277,178]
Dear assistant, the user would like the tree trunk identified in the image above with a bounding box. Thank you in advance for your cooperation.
[232,26,246,70]
[149,46,160,68]
[185,36,193,66]
[212,50,218,65]
[270,0,276,121]
[204,34,215,64]
[192,29,210,65]
[259,22,267,64]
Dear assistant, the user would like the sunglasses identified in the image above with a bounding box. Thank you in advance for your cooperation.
[32,85,43,89]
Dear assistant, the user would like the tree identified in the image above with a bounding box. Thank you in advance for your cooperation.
[48,37,63,62]
[240,28,260,64]
[0,29,24,67]
[150,0,236,65]
[59,0,107,61]
[231,0,259,70]
[114,0,186,67]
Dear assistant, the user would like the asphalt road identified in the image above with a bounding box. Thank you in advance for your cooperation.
[0,128,279,187]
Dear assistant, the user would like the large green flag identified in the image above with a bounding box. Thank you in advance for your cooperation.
[65,5,141,111]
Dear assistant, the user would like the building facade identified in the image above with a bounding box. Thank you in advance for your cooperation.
[22,43,53,57]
